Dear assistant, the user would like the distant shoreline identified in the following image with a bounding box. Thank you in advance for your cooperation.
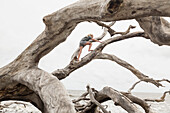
[67,90,170,103]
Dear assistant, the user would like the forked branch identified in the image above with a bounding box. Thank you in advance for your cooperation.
[94,21,136,36]
[87,85,110,113]
[53,30,147,80]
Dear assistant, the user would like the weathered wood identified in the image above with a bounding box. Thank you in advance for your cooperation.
[137,17,170,46]
[0,0,170,112]
[121,92,152,113]
[95,53,163,87]
[100,87,142,113]
[52,32,147,80]
[0,84,43,111]
[87,85,110,113]
[78,86,143,113]
[145,91,170,102]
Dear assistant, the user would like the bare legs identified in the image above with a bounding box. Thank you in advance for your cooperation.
[77,42,93,61]
[77,46,83,61]
[87,42,93,51]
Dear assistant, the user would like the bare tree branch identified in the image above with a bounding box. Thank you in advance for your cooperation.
[156,79,170,83]
[145,90,170,102]
[121,92,152,113]
[87,85,110,113]
[94,21,136,36]
[128,80,142,93]
[75,86,156,113]
[95,21,116,40]
[74,86,144,113]
[52,32,146,80]
[1,0,170,112]
[99,87,142,113]
[95,53,163,87]
[128,78,170,93]
[113,25,136,35]
[72,92,89,103]
[94,21,116,36]
[137,17,170,46]
[71,21,116,61]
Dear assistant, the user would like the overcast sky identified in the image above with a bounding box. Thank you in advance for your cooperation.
[0,0,170,93]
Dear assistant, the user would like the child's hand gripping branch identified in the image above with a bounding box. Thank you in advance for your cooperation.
[77,34,102,61]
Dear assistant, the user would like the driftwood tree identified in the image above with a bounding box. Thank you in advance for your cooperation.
[0,0,170,113]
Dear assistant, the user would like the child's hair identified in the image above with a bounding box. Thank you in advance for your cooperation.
[88,34,93,37]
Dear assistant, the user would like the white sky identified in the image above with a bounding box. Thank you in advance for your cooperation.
[0,0,170,93]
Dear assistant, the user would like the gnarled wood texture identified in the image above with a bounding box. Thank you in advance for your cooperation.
[0,0,170,112]
[137,17,170,46]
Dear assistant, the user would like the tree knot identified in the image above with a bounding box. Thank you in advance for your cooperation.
[43,15,52,26]
[107,0,123,14]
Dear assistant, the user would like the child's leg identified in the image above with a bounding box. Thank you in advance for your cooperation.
[85,42,93,51]
[77,46,83,61]
[88,43,92,51]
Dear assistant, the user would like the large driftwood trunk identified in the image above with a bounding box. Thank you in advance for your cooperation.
[0,0,170,112]
[137,17,170,46]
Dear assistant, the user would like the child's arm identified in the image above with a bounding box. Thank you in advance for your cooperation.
[91,38,102,43]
